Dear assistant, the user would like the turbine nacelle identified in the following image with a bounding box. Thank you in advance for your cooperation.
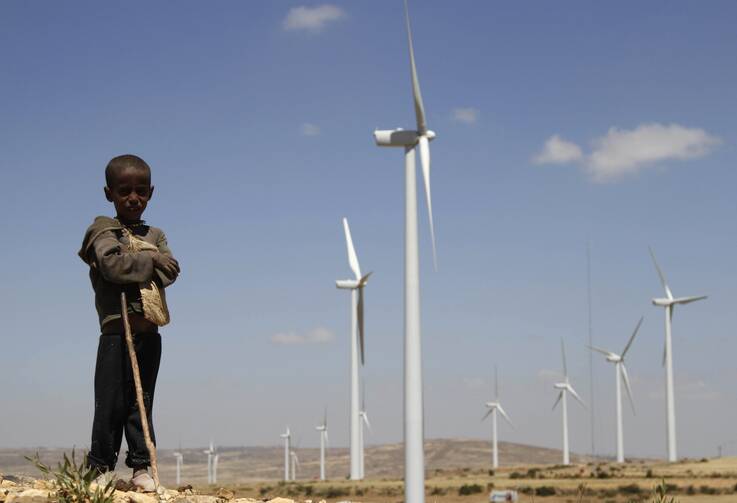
[553,382,567,390]
[484,401,500,409]
[336,279,360,289]
[373,128,436,148]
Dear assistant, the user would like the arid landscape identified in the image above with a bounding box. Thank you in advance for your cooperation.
[3,439,737,502]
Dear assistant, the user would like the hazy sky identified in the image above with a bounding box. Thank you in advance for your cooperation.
[1,1,736,462]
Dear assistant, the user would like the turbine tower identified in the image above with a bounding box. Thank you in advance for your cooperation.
[588,316,643,463]
[553,340,585,465]
[481,366,513,469]
[649,247,707,462]
[336,217,371,480]
[203,441,215,484]
[359,386,371,479]
[316,409,329,481]
[373,1,437,501]
[173,450,183,486]
[280,427,291,482]
[289,450,299,481]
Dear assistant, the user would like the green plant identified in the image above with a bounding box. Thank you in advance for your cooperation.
[457,483,483,496]
[534,485,555,496]
[26,450,115,503]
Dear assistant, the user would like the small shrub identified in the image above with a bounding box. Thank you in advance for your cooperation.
[645,469,654,478]
[259,486,273,496]
[699,485,719,495]
[354,487,365,496]
[618,483,642,494]
[517,485,533,495]
[509,471,523,479]
[488,469,495,476]
[27,450,115,503]
[526,468,540,479]
[535,485,556,496]
[430,486,446,496]
[458,483,483,496]
[686,485,695,495]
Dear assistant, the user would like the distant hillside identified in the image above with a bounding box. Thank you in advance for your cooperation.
[0,438,594,485]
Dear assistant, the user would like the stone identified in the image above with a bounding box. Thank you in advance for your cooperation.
[267,498,295,503]
[215,488,234,501]
[0,483,16,489]
[6,489,51,503]
[127,491,158,503]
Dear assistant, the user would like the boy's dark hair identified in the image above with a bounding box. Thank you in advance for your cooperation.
[105,155,151,188]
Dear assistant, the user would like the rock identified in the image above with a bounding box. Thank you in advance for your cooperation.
[173,496,220,503]
[267,498,295,503]
[215,488,234,501]
[30,482,52,491]
[232,499,260,503]
[6,489,51,503]
[0,483,16,489]
[112,490,131,503]
[127,491,158,503]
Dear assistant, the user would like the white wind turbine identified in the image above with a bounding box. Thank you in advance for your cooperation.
[359,385,371,479]
[588,316,643,463]
[335,217,371,480]
[203,441,215,484]
[316,409,329,481]
[553,340,585,465]
[481,366,513,469]
[279,427,291,482]
[173,450,183,486]
[649,247,707,462]
[289,450,299,481]
[372,1,437,501]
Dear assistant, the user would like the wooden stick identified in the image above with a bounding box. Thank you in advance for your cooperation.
[120,292,160,490]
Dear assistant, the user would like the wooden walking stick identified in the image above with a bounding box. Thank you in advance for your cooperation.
[120,292,160,490]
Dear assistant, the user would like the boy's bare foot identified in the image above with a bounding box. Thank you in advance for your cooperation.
[131,468,156,492]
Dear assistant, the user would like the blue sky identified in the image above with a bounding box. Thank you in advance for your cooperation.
[1,1,736,462]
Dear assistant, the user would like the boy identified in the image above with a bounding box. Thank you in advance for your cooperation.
[79,154,180,491]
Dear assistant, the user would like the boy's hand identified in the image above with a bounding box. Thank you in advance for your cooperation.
[152,252,180,280]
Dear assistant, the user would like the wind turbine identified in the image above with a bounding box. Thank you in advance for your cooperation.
[173,450,183,486]
[336,217,371,480]
[588,316,643,463]
[481,366,513,469]
[649,247,707,462]
[212,448,219,485]
[203,441,215,484]
[280,427,291,482]
[316,408,329,481]
[289,450,299,481]
[553,340,585,465]
[359,385,371,479]
[372,1,437,501]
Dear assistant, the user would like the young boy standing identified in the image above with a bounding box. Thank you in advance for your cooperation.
[79,155,180,491]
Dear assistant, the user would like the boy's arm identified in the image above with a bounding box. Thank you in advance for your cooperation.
[154,230,179,287]
[91,231,155,284]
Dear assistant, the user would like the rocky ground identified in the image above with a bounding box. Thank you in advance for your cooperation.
[0,474,313,503]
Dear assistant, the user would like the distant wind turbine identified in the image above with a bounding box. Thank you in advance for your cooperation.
[359,384,371,479]
[649,247,707,462]
[316,408,329,481]
[336,217,371,480]
[289,450,299,481]
[372,1,438,501]
[203,441,215,484]
[588,316,643,463]
[553,340,585,465]
[173,450,183,486]
[481,366,513,469]
[280,427,291,482]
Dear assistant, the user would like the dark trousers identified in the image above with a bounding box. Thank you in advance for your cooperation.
[88,332,161,472]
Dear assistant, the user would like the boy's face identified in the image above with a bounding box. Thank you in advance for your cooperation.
[104,166,154,222]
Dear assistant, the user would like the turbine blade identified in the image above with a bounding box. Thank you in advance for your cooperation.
[621,363,636,415]
[481,408,493,421]
[622,316,644,357]
[567,385,586,408]
[343,217,362,280]
[418,135,437,271]
[498,405,514,428]
[324,406,328,428]
[358,286,366,365]
[404,0,426,134]
[552,391,563,410]
[362,412,372,431]
[662,343,667,367]
[587,345,614,358]
[674,295,708,305]
[649,247,673,299]
[494,365,499,400]
[561,339,568,378]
